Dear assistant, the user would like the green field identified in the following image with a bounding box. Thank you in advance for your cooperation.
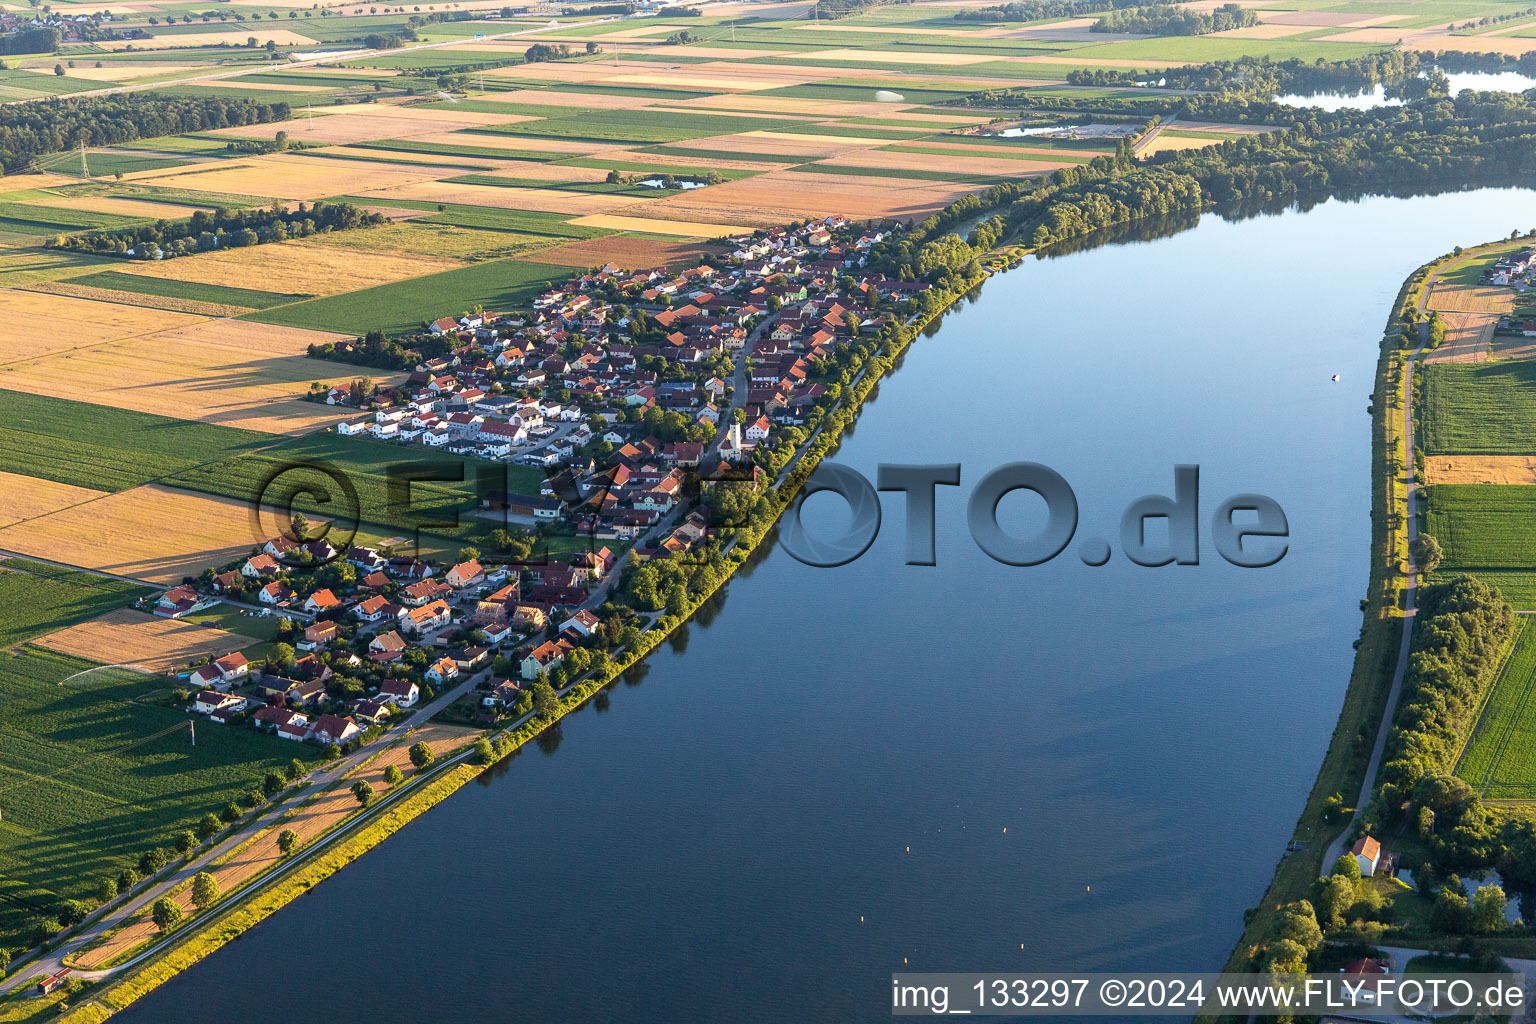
[1457,618,1536,798]
[243,257,570,334]
[1421,360,1536,454]
[0,558,149,650]
[68,270,311,309]
[164,430,545,540]
[0,390,274,492]
[1423,485,1536,606]
[0,647,302,952]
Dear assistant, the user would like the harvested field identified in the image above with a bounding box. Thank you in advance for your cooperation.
[96,28,318,50]
[537,234,729,269]
[194,80,330,94]
[472,83,662,108]
[1212,23,1312,38]
[118,238,464,294]
[588,148,787,172]
[0,483,268,584]
[565,212,743,237]
[636,168,974,224]
[356,180,650,215]
[672,93,917,117]
[27,195,210,219]
[206,106,531,146]
[23,279,250,318]
[1423,311,1497,364]
[71,721,480,970]
[1428,282,1515,315]
[0,318,365,434]
[34,607,259,671]
[659,131,868,158]
[820,147,1064,176]
[1425,455,1536,485]
[0,471,104,528]
[800,47,999,65]
[126,153,449,201]
[0,288,204,364]
[1137,134,1226,157]
[20,61,196,81]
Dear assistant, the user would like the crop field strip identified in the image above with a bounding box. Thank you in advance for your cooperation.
[1421,360,1536,454]
[1457,618,1536,799]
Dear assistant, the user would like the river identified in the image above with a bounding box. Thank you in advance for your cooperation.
[1276,69,1536,110]
[114,187,1536,1024]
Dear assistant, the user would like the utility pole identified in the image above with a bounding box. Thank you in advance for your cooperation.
[189,719,196,746]
[79,140,88,179]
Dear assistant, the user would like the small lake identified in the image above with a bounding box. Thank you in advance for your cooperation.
[112,187,1536,1024]
[1277,69,1536,110]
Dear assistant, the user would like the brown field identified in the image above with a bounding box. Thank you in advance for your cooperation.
[205,105,531,146]
[565,212,743,236]
[1427,281,1515,315]
[1174,120,1273,134]
[1425,455,1536,485]
[119,238,464,294]
[126,153,449,200]
[465,163,614,184]
[35,608,260,671]
[1137,135,1226,157]
[637,169,974,225]
[0,317,368,434]
[96,28,318,50]
[28,195,210,219]
[72,721,480,970]
[1212,23,1312,38]
[0,288,204,364]
[672,93,914,117]
[195,80,331,93]
[471,83,660,109]
[0,471,105,528]
[0,484,268,583]
[1423,310,1498,363]
[356,180,649,215]
[593,148,787,172]
[537,233,729,269]
[23,61,200,81]
[801,47,998,64]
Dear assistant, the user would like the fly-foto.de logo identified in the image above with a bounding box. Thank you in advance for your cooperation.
[776,463,1290,570]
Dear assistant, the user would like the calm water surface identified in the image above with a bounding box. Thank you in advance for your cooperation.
[1276,69,1536,109]
[116,188,1536,1024]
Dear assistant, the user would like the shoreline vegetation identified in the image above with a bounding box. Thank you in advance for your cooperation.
[10,45,1536,1021]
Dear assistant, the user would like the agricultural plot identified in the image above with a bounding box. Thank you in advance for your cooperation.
[0,646,301,955]
[34,607,259,672]
[0,557,149,651]
[114,236,467,296]
[0,390,273,493]
[1423,484,1536,606]
[0,483,274,585]
[1421,361,1536,454]
[0,472,105,529]
[1458,619,1536,798]
[244,256,570,334]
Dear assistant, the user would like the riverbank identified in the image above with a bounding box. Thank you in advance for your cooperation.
[1203,238,1523,1014]
[0,244,995,1024]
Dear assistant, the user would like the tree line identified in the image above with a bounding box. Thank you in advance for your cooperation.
[1091,2,1257,35]
[49,201,386,259]
[0,93,289,173]
[813,0,913,19]
[953,0,1164,23]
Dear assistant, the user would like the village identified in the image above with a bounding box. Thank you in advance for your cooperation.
[152,215,937,756]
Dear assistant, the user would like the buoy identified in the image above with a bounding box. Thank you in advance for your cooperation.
[906,846,910,853]
[1332,374,1341,382]
[1086,885,1091,892]
[861,916,864,923]
[1003,827,1007,834]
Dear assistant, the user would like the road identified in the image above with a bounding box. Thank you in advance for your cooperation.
[1321,266,1448,874]
[0,665,486,996]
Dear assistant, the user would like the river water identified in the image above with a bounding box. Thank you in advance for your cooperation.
[1276,69,1536,110]
[115,188,1536,1024]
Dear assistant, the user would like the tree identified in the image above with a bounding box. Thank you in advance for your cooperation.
[457,546,480,563]
[1315,874,1354,930]
[117,868,138,893]
[174,830,196,854]
[263,770,286,797]
[409,741,435,769]
[1332,852,1361,882]
[220,801,241,823]
[323,743,342,761]
[97,877,118,903]
[384,764,403,785]
[197,813,222,840]
[532,680,558,719]
[139,847,168,875]
[56,901,87,928]
[269,641,296,667]
[52,63,62,75]
[352,779,375,807]
[1433,888,1471,932]
[1471,885,1509,933]
[191,871,220,910]
[278,828,300,857]
[151,897,184,932]
[474,737,495,764]
[1412,533,1443,574]
[286,757,306,781]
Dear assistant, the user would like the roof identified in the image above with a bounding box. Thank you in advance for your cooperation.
[1350,835,1381,861]
[1342,958,1388,975]
[380,679,418,696]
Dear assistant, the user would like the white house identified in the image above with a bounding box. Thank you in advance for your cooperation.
[1351,835,1381,877]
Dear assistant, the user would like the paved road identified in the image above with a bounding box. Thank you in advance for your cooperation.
[1320,267,1450,873]
[0,667,484,995]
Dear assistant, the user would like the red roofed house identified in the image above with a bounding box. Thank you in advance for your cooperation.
[1351,835,1381,877]
[379,679,420,708]
[304,588,341,614]
[446,559,484,589]
[311,713,361,746]
[561,609,600,637]
[521,638,574,680]
[426,656,459,684]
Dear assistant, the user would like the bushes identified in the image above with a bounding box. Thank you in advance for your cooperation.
[1092,1,1255,33]
[49,201,385,259]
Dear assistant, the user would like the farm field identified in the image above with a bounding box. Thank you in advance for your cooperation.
[0,484,272,585]
[0,646,303,956]
[1424,484,1536,606]
[0,558,150,651]
[33,608,260,673]
[1420,360,1536,455]
[1458,619,1536,799]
